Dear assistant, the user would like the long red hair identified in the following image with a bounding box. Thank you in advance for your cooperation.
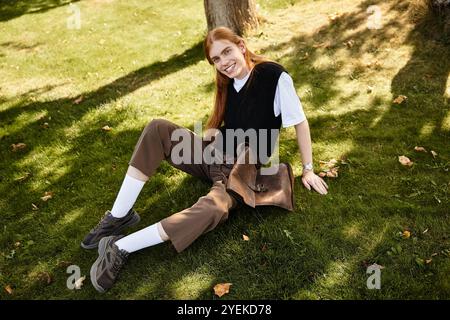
[203,27,268,130]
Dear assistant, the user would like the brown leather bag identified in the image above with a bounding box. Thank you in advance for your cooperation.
[225,146,295,211]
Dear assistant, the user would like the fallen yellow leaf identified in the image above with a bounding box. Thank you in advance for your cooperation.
[5,285,13,294]
[242,235,250,241]
[41,191,54,202]
[213,283,232,298]
[73,96,83,104]
[11,143,27,152]
[319,159,338,168]
[74,276,86,289]
[398,156,413,167]
[15,172,32,182]
[402,230,411,239]
[325,167,339,178]
[414,146,427,153]
[425,259,432,264]
[393,95,407,104]
[102,125,112,131]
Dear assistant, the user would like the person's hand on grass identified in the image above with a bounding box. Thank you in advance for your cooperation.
[302,170,328,195]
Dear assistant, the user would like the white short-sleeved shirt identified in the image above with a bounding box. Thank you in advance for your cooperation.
[233,71,306,128]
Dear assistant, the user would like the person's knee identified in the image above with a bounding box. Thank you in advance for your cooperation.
[143,118,177,143]
[145,118,171,133]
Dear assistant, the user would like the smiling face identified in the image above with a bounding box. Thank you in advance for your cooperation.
[208,39,250,80]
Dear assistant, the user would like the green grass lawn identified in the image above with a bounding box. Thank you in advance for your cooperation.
[0,0,449,299]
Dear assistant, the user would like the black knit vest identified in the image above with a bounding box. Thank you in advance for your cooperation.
[219,61,285,162]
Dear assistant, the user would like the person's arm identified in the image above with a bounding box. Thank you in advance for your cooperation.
[294,120,328,195]
[275,72,328,195]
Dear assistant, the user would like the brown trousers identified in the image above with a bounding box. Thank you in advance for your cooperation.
[128,119,238,253]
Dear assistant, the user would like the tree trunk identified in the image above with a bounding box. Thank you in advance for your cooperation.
[204,0,259,36]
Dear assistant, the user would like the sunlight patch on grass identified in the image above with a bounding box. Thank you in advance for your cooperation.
[442,111,450,131]
[312,140,355,160]
[170,272,215,299]
[128,278,160,299]
[418,121,436,139]
[342,222,363,240]
[1,110,48,139]
[315,260,352,290]
[445,76,450,98]
[17,143,72,184]
[55,208,84,229]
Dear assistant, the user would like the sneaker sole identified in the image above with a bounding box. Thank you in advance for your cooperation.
[90,236,112,293]
[80,213,141,250]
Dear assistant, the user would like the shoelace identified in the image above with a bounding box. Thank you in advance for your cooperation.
[111,250,128,276]
[91,213,111,232]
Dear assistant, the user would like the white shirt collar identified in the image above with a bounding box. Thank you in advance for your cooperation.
[233,70,251,92]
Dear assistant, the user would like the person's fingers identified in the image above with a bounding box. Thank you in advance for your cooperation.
[321,178,328,189]
[317,179,327,194]
[310,180,323,194]
[302,177,311,190]
[313,179,327,194]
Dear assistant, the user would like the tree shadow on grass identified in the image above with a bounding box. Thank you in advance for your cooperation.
[0,0,80,22]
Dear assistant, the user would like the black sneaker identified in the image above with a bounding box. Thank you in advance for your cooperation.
[90,235,129,293]
[81,209,140,249]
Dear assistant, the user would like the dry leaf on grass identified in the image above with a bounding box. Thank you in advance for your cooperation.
[393,95,407,104]
[73,96,83,104]
[213,283,232,298]
[5,285,13,294]
[414,146,427,153]
[242,234,250,241]
[431,150,437,158]
[15,172,32,182]
[402,230,411,239]
[326,167,339,178]
[11,143,27,152]
[74,276,86,289]
[102,125,112,131]
[41,191,54,201]
[398,156,413,167]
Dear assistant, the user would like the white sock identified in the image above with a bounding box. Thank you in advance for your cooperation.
[110,174,145,218]
[115,223,164,253]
